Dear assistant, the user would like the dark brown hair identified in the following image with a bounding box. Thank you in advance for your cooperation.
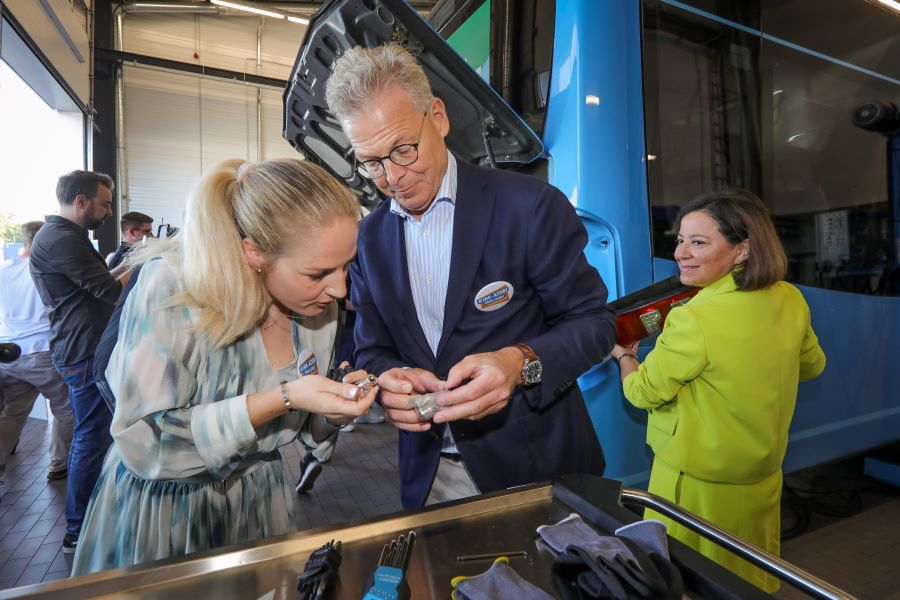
[55,170,114,206]
[120,211,153,235]
[676,190,786,290]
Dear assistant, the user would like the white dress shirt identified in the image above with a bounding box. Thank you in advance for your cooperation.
[0,256,51,355]
[389,151,461,454]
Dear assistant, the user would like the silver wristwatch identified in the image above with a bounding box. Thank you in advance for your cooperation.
[514,343,542,386]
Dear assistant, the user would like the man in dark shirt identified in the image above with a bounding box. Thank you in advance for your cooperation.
[30,170,122,554]
[107,211,153,270]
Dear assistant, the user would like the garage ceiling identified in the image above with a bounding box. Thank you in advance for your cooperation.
[118,0,439,21]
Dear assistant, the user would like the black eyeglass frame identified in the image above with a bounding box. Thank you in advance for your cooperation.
[355,111,428,179]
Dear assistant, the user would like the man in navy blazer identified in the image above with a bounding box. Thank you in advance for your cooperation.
[326,44,617,508]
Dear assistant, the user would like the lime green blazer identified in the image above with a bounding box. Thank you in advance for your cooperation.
[623,272,826,484]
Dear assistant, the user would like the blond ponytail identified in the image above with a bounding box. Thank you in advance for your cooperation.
[129,158,358,348]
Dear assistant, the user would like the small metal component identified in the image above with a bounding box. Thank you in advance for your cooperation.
[355,374,378,398]
[411,392,441,420]
[328,366,377,401]
[456,551,530,562]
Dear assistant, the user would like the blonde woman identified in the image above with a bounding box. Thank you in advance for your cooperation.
[72,158,376,574]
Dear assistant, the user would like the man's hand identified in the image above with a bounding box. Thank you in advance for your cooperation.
[378,367,444,432]
[432,347,523,423]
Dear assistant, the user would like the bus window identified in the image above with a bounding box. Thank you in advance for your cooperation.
[642,2,763,257]
[431,0,556,139]
[642,0,899,296]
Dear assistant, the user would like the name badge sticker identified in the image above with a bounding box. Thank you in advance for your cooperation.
[296,349,319,377]
[474,281,515,312]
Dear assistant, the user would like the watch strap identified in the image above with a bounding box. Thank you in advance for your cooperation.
[514,343,541,386]
[513,342,538,364]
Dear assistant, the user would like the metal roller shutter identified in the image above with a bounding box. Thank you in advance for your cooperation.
[122,65,298,231]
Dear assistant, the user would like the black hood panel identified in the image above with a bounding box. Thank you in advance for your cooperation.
[283,0,543,204]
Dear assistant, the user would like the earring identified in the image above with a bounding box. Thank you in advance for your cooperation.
[256,268,262,274]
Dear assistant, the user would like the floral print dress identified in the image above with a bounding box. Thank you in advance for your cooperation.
[72,256,339,574]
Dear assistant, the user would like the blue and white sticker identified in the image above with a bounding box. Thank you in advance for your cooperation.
[296,349,319,377]
[474,281,514,312]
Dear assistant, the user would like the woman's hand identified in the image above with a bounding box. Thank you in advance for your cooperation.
[611,341,641,382]
[287,373,377,421]
[611,342,640,360]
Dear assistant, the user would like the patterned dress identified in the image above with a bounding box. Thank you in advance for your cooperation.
[72,255,339,575]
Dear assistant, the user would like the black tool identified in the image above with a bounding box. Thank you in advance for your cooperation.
[297,539,342,600]
[0,342,21,363]
[362,531,416,599]
[327,365,352,382]
[456,551,530,562]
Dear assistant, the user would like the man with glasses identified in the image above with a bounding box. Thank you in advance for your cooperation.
[107,211,154,270]
[326,44,617,508]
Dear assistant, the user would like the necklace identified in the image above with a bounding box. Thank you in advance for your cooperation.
[261,309,301,331]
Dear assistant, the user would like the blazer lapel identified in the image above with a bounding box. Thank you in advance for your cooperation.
[436,162,494,359]
[382,212,434,362]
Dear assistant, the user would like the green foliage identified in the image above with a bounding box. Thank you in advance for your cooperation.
[0,213,22,243]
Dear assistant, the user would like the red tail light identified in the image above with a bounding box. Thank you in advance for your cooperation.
[610,276,699,345]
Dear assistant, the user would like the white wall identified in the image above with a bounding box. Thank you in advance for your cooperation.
[120,13,307,228]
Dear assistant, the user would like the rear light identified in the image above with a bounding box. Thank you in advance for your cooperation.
[610,276,699,345]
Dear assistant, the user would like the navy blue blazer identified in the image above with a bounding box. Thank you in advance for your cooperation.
[351,158,616,508]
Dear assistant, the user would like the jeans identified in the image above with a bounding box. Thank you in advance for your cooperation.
[56,356,113,537]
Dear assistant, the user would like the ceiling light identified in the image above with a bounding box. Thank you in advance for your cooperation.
[133,3,203,7]
[286,15,309,25]
[210,0,284,19]
[877,0,900,13]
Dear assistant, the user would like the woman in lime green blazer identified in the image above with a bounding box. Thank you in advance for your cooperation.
[612,190,826,592]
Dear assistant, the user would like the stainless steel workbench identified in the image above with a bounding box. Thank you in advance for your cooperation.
[0,476,853,599]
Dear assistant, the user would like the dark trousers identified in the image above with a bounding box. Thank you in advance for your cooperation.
[56,356,113,537]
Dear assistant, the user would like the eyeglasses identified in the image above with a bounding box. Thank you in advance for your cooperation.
[356,112,428,179]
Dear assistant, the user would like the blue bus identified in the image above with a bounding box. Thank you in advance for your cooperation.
[284,0,900,486]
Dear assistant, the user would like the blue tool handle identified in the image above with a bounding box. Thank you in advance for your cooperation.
[361,566,410,600]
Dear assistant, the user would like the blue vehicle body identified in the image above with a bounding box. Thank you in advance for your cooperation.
[542,0,657,485]
[540,0,900,485]
[284,0,900,488]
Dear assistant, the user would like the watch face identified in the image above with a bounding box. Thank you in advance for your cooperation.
[524,361,543,385]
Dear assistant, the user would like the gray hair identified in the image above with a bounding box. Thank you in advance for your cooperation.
[325,43,433,122]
